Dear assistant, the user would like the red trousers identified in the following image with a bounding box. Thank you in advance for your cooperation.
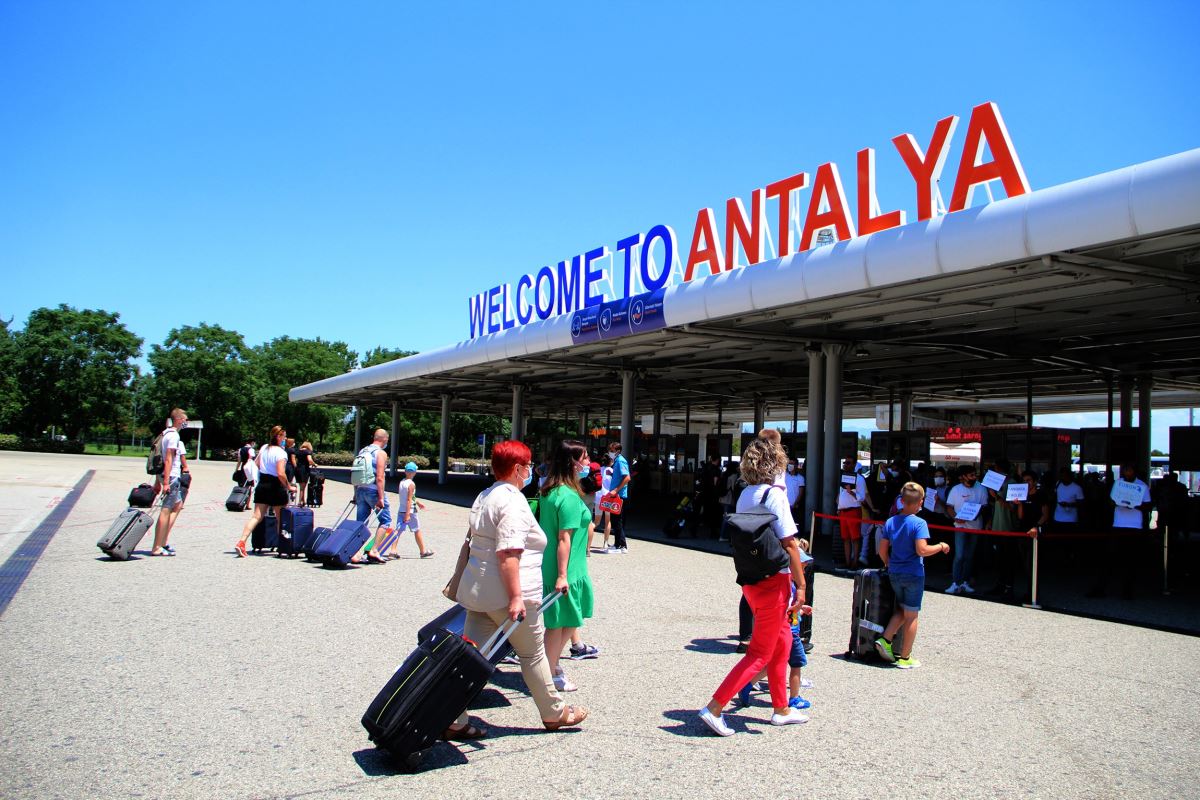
[713,572,792,709]
[839,507,862,540]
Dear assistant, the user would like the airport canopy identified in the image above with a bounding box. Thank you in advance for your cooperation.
[291,149,1200,421]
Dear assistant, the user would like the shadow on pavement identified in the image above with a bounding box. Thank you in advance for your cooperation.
[352,743,467,775]
[684,637,740,655]
[661,708,767,737]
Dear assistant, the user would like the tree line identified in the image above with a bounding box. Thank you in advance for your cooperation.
[0,305,510,457]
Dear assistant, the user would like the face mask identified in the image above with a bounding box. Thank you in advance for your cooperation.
[934,476,946,486]
[578,465,591,479]
[179,421,188,430]
[522,468,533,489]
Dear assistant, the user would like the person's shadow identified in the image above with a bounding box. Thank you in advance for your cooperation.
[352,743,468,775]
[684,637,740,655]
[660,708,765,737]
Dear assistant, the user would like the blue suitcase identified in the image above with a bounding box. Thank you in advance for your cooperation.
[279,506,314,558]
[251,511,278,552]
[312,502,372,566]
[307,501,352,562]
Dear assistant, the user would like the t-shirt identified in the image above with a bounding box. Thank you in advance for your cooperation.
[398,478,417,514]
[1111,478,1151,529]
[736,483,797,575]
[882,513,930,577]
[259,445,289,480]
[838,473,867,510]
[784,473,805,506]
[1054,481,1085,523]
[610,454,630,499]
[160,428,185,480]
[947,483,988,529]
[460,482,548,610]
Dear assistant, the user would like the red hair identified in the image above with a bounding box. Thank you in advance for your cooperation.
[491,440,531,481]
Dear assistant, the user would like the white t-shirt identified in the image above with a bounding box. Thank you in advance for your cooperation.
[784,472,805,506]
[460,482,547,609]
[947,483,988,530]
[160,428,185,479]
[259,445,288,480]
[243,457,259,485]
[398,478,416,514]
[736,483,797,574]
[838,473,867,510]
[1054,481,1085,523]
[1111,478,1150,529]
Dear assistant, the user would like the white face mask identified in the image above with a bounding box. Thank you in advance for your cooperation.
[934,476,946,486]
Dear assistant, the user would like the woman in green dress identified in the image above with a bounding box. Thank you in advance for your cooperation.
[540,439,596,693]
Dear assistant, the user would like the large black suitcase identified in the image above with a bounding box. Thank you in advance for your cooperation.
[847,568,895,659]
[307,471,325,508]
[363,590,563,765]
[799,560,815,646]
[226,485,252,512]
[97,507,155,560]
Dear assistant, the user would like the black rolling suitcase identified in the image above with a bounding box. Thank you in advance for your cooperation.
[251,510,278,552]
[97,507,156,560]
[799,560,815,646]
[307,471,325,507]
[226,484,252,511]
[847,568,895,659]
[417,603,515,663]
[363,590,564,766]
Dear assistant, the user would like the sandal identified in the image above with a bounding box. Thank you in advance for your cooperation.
[442,722,487,741]
[367,554,388,564]
[543,704,589,731]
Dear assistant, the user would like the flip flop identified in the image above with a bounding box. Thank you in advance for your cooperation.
[441,722,487,741]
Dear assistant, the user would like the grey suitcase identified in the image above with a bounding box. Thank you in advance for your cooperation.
[97,507,155,560]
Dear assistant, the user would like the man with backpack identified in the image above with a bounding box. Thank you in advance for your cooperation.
[149,408,189,556]
[350,428,392,564]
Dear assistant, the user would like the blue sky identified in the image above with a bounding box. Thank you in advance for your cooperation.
[2,2,1197,448]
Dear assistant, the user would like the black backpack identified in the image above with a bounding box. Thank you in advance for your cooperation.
[726,488,790,586]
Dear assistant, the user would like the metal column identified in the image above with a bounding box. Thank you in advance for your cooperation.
[390,401,400,477]
[717,402,724,435]
[438,394,451,485]
[792,397,799,434]
[900,392,914,432]
[353,407,363,454]
[1119,376,1134,429]
[684,402,691,435]
[578,410,588,437]
[1138,375,1153,477]
[822,344,851,531]
[653,405,663,436]
[804,347,825,527]
[511,385,525,441]
[620,370,637,457]
[753,396,766,433]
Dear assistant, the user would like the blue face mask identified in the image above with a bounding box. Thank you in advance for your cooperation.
[578,465,591,479]
[521,467,533,489]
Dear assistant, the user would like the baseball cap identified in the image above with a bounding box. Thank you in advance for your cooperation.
[405,461,418,472]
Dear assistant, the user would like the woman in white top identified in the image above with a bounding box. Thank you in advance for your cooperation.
[448,439,588,739]
[592,454,614,552]
[234,425,290,558]
[699,437,808,736]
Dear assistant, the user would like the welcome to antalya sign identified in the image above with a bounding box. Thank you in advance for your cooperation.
[467,101,1029,340]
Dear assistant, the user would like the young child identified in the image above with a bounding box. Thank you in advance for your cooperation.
[874,482,950,669]
[392,462,435,559]
[736,542,815,710]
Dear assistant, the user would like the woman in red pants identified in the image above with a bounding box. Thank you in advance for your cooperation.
[699,437,809,736]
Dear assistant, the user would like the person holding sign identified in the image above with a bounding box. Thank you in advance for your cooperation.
[1088,463,1152,599]
[984,461,1021,599]
[945,465,988,595]
[837,456,869,568]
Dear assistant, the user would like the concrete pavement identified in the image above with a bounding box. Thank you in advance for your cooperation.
[1,452,1198,799]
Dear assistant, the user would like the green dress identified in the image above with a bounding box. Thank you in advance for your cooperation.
[539,485,595,629]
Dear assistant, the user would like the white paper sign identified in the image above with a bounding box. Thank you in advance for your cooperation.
[982,470,1007,492]
[1112,480,1144,509]
[841,474,857,487]
[1006,483,1029,502]
[923,489,938,512]
[955,501,982,522]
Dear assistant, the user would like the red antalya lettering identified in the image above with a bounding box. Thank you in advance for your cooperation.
[893,115,959,221]
[948,101,1030,212]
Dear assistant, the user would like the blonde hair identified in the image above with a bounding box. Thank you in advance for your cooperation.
[900,481,925,507]
[739,438,786,486]
[300,441,312,450]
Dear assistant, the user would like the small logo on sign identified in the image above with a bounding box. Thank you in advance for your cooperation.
[631,299,645,325]
[599,308,612,332]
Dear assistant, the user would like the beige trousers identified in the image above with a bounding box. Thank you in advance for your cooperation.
[455,599,565,727]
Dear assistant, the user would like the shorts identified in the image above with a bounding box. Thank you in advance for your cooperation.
[838,507,862,540]
[161,478,184,510]
[398,512,420,532]
[788,627,808,669]
[889,572,925,612]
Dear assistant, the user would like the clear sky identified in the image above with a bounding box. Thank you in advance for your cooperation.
[2,2,1197,448]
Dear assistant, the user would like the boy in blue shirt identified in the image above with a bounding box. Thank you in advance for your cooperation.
[874,482,950,669]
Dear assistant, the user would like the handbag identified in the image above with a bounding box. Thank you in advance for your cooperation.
[442,530,472,600]
[599,495,623,515]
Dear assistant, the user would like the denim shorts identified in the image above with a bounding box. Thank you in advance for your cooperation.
[889,572,925,611]
[161,478,184,510]
[788,628,808,668]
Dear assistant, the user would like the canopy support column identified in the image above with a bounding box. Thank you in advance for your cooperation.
[438,394,452,485]
[804,346,826,529]
[620,371,637,457]
[1138,375,1153,478]
[822,344,851,534]
[390,401,400,477]
[511,385,526,441]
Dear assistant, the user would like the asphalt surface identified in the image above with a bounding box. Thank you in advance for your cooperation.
[1,452,1198,799]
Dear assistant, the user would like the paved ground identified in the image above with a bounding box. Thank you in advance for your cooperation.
[1,452,1199,799]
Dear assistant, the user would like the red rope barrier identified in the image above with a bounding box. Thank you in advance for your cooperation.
[811,511,1150,540]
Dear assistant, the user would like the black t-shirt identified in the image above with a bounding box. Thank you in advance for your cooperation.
[284,447,296,481]
[295,448,312,481]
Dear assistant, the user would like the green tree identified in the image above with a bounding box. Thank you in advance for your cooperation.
[147,323,260,448]
[13,305,142,438]
[0,318,23,431]
[252,336,357,447]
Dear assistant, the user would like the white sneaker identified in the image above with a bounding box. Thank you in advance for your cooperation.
[606,546,621,554]
[945,582,960,594]
[698,707,735,737]
[553,670,577,692]
[800,677,814,689]
[770,709,809,726]
[961,582,976,594]
[619,547,628,554]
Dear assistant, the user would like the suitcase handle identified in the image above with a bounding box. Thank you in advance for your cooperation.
[479,589,567,661]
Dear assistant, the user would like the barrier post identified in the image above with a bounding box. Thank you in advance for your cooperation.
[808,511,817,553]
[1023,532,1042,610]
[1163,526,1171,596]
